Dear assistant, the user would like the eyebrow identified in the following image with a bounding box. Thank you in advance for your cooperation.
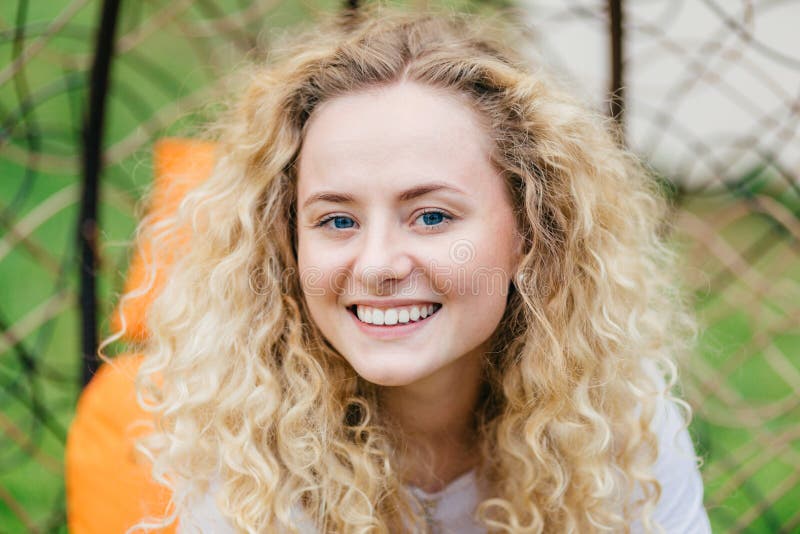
[301,182,466,210]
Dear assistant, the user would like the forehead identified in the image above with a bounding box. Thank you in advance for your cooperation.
[296,81,499,200]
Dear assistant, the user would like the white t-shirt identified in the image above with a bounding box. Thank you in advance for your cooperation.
[177,396,711,534]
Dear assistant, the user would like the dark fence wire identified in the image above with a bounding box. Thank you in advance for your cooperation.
[79,0,123,387]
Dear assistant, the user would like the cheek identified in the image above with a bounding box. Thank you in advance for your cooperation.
[297,236,348,302]
[438,239,515,348]
[458,249,514,309]
[435,225,517,298]
[450,249,514,345]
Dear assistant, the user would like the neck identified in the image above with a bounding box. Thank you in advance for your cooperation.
[380,345,487,492]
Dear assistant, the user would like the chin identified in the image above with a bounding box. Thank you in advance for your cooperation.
[347,356,434,387]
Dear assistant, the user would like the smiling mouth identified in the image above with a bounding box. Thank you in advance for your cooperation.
[347,304,442,326]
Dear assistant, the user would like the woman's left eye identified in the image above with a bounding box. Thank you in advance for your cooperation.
[414,210,452,228]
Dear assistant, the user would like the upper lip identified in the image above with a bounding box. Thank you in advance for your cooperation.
[345,298,441,308]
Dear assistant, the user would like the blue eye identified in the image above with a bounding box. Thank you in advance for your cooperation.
[318,215,356,229]
[416,210,452,228]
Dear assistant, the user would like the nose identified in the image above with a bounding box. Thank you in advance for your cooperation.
[351,219,415,294]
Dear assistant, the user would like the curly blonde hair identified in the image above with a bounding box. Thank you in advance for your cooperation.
[126,5,697,533]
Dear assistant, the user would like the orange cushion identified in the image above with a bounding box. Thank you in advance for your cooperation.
[66,353,176,533]
[112,138,217,341]
[67,139,217,532]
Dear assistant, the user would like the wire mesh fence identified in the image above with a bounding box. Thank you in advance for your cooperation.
[0,0,797,532]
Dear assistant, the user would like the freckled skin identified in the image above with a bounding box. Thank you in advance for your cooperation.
[296,81,522,388]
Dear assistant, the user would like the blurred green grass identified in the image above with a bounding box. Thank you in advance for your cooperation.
[675,192,800,533]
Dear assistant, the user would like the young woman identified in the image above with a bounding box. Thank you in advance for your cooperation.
[131,5,710,533]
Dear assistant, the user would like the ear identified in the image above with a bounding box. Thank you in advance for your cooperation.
[511,226,526,271]
[507,229,526,296]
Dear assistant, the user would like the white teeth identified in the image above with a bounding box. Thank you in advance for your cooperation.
[352,303,439,326]
[398,309,410,323]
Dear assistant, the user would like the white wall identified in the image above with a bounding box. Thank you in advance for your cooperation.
[519,0,800,190]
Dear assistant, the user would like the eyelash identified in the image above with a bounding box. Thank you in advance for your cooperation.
[315,209,453,231]
[415,209,453,230]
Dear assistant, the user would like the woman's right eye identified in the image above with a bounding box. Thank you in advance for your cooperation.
[317,215,357,230]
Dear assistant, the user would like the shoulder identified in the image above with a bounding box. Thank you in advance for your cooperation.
[635,392,712,534]
[177,478,318,534]
[177,480,237,534]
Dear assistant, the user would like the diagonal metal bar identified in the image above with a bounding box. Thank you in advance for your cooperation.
[78,0,123,388]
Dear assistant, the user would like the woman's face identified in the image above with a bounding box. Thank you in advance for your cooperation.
[296,81,521,387]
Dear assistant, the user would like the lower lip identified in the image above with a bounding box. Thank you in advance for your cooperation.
[348,306,441,340]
